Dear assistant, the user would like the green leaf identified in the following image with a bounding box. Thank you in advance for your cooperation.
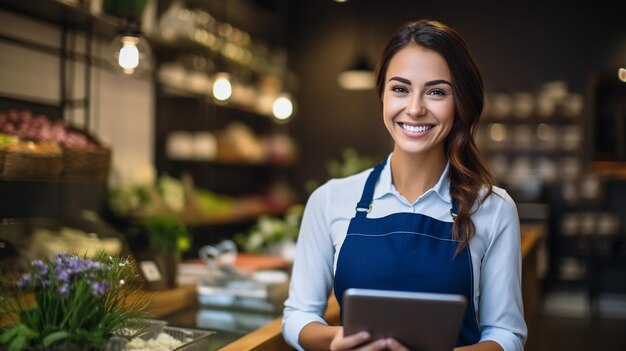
[42,331,71,347]
[8,335,26,351]
[0,325,19,343]
[17,325,37,339]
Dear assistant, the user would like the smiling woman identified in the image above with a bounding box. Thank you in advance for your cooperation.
[282,19,526,351]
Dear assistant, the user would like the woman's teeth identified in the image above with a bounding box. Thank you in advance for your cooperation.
[400,123,433,133]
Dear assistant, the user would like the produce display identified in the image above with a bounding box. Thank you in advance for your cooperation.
[166,121,298,165]
[108,174,297,226]
[3,140,61,154]
[0,109,110,178]
[0,109,97,150]
[0,133,18,148]
[109,174,235,219]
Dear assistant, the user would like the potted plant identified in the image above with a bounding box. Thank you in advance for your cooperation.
[132,215,191,289]
[0,252,150,351]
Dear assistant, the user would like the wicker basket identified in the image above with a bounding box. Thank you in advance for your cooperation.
[62,146,111,180]
[1,149,63,178]
[61,125,112,180]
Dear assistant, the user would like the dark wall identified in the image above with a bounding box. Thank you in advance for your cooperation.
[286,0,626,194]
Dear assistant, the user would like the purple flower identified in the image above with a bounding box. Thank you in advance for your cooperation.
[18,273,31,289]
[56,253,70,266]
[56,269,70,283]
[31,260,48,275]
[58,283,70,297]
[67,257,82,274]
[90,281,109,297]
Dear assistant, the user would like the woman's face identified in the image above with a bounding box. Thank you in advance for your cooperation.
[382,45,455,157]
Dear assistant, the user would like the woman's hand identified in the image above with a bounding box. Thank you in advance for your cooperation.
[330,328,410,351]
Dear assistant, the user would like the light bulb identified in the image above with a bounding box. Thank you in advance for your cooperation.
[212,73,232,101]
[337,57,375,90]
[337,70,374,90]
[108,24,152,77]
[619,67,626,82]
[272,94,294,121]
[118,37,140,72]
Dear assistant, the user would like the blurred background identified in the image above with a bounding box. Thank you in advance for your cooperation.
[1,0,625,350]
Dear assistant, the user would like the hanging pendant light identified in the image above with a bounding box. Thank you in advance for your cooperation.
[336,0,374,91]
[618,66,626,82]
[107,20,152,77]
[212,72,232,102]
[272,93,294,121]
[337,56,375,90]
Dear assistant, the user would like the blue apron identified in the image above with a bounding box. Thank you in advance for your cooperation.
[334,159,481,347]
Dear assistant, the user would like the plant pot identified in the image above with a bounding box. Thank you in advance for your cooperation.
[133,250,179,290]
[161,252,179,289]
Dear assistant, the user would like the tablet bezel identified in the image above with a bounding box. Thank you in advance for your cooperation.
[342,288,467,351]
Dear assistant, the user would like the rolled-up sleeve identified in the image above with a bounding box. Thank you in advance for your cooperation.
[282,183,335,350]
[478,192,528,351]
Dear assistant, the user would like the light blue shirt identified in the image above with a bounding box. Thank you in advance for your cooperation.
[282,155,527,351]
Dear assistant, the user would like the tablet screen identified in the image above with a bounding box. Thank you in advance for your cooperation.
[343,288,467,351]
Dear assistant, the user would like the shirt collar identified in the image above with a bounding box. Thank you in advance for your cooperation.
[373,153,452,204]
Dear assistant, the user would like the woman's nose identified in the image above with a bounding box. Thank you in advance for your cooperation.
[406,95,426,116]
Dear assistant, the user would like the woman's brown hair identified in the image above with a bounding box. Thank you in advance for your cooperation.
[374,19,495,253]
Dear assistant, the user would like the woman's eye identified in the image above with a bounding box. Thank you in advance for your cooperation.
[428,89,447,96]
[391,86,408,94]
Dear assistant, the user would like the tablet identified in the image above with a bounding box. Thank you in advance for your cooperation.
[343,288,467,351]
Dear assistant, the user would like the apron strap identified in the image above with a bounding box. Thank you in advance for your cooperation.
[355,158,459,221]
[355,159,387,217]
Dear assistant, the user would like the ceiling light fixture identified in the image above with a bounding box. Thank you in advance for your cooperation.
[212,72,232,102]
[337,56,375,90]
[108,20,152,76]
[272,93,294,121]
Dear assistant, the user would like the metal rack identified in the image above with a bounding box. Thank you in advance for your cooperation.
[0,0,121,129]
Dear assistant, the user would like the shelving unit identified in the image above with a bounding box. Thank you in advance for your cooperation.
[478,112,582,188]
[477,86,587,295]
[151,0,297,248]
[0,0,118,219]
[479,84,626,297]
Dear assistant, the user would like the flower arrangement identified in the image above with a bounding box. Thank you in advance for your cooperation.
[0,252,150,351]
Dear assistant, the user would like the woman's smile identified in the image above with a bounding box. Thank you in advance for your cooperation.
[397,122,435,135]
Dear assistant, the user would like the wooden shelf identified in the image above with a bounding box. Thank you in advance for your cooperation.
[122,198,294,227]
[481,114,580,125]
[482,148,579,156]
[166,159,294,169]
[157,82,275,119]
[178,199,293,227]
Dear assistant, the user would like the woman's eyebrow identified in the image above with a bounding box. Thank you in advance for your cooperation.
[424,79,452,87]
[388,76,411,85]
[387,76,452,87]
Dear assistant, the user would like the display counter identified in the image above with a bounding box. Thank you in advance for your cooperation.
[158,224,544,351]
